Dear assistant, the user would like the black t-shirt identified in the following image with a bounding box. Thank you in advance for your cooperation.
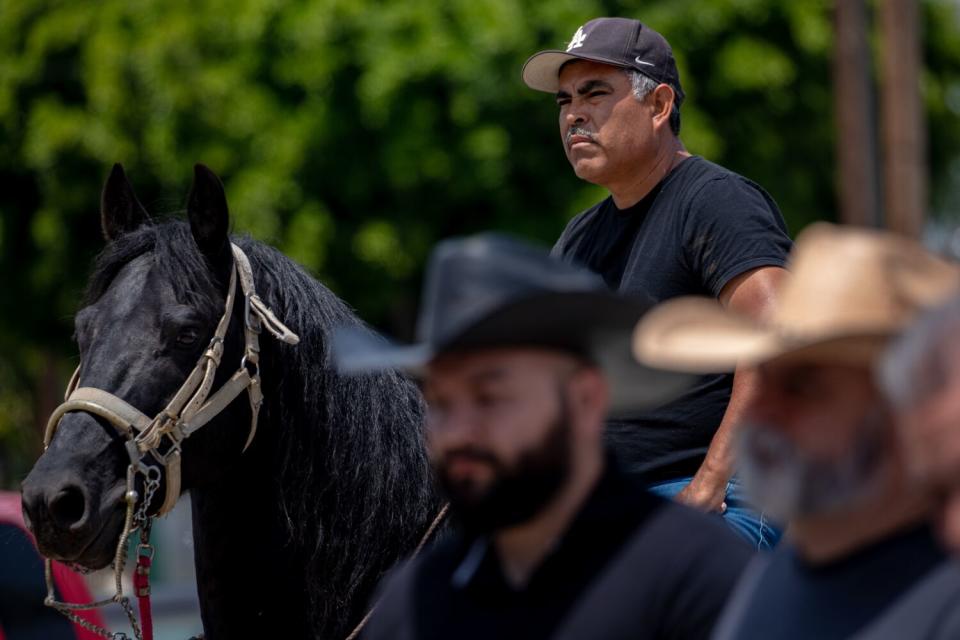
[553,156,792,481]
[714,524,947,640]
[363,458,752,640]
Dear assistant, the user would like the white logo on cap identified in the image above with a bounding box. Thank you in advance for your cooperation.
[567,26,587,51]
[634,57,655,67]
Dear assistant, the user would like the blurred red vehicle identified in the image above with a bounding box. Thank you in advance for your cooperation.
[0,491,104,640]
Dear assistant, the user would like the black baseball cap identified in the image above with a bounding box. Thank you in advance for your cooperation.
[522,17,684,104]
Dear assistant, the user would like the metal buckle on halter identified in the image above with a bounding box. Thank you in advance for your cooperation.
[205,335,225,364]
[156,410,179,435]
[134,412,178,457]
[125,440,145,474]
[125,441,160,484]
[148,432,182,466]
[163,427,183,451]
[240,348,260,377]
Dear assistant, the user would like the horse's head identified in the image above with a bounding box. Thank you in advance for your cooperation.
[21,164,252,569]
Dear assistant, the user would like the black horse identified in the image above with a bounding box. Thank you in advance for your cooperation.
[20,164,441,639]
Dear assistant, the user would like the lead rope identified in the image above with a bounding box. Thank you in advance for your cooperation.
[343,503,449,640]
[133,521,155,640]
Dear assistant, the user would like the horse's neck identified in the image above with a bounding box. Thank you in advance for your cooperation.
[189,450,310,639]
[187,325,439,640]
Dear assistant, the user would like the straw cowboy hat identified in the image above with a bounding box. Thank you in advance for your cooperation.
[633,223,960,373]
[334,232,692,415]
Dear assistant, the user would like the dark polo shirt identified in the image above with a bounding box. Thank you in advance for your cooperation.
[363,457,752,640]
[712,524,948,640]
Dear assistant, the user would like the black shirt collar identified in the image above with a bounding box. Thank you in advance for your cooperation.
[449,456,660,596]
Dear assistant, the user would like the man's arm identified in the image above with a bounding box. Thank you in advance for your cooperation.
[676,265,787,512]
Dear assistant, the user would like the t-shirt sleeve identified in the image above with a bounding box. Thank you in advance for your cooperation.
[681,175,792,297]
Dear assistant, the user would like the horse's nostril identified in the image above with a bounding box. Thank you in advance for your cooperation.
[49,486,87,529]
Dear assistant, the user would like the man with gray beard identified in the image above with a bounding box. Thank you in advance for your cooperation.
[633,223,960,640]
[850,295,960,640]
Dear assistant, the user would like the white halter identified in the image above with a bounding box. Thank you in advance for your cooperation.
[44,243,300,516]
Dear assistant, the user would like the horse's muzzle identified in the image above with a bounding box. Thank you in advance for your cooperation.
[21,459,127,569]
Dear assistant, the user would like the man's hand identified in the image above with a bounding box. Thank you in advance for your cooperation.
[676,470,728,513]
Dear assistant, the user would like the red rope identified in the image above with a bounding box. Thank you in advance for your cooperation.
[133,553,154,640]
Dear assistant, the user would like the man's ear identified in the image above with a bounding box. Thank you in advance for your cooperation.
[650,84,676,132]
[567,366,610,432]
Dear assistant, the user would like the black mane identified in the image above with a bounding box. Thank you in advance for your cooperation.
[85,220,438,637]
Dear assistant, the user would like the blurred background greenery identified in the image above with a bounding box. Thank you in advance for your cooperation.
[1,0,959,488]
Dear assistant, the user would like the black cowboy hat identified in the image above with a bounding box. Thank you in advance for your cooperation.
[333,233,692,415]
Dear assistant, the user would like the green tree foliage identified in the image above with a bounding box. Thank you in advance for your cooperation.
[1,0,959,486]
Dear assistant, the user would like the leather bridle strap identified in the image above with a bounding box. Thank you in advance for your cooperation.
[44,244,299,518]
[45,388,150,443]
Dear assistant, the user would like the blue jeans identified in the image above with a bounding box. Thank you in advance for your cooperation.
[647,476,782,550]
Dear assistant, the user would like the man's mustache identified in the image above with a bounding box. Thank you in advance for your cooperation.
[566,126,597,146]
[441,448,500,468]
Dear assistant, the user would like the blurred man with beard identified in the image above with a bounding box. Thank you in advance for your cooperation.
[883,295,960,552]
[335,233,752,640]
[857,295,960,639]
[633,224,960,640]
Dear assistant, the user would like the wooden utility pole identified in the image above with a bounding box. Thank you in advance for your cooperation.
[879,0,927,237]
[834,0,879,227]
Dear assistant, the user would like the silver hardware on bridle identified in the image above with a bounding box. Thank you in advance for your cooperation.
[41,243,299,640]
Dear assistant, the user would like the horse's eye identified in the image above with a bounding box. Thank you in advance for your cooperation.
[176,327,200,347]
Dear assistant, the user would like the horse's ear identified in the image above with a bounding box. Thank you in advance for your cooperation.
[187,163,231,266]
[101,163,149,241]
